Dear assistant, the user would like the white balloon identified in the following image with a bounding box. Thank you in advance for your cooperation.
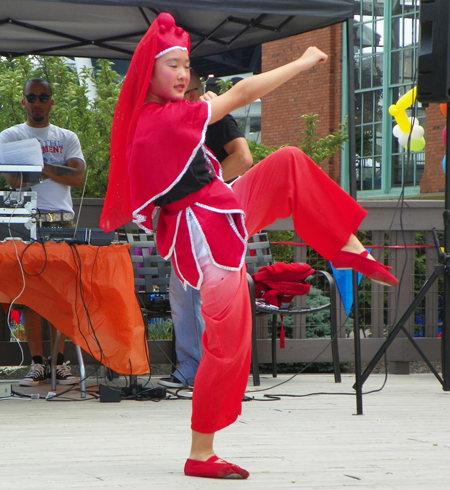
[392,124,402,138]
[408,116,420,127]
[410,124,424,139]
[398,132,410,148]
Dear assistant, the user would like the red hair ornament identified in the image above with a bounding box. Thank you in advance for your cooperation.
[155,12,190,58]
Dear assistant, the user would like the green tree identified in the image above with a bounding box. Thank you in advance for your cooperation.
[247,113,348,168]
[0,55,121,197]
[298,114,348,164]
[247,140,283,164]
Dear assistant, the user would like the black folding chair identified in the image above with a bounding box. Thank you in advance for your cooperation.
[246,233,340,386]
[124,231,175,366]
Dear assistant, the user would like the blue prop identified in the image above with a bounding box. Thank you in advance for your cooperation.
[330,248,371,315]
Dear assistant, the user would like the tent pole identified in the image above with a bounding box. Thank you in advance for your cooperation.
[345,17,364,415]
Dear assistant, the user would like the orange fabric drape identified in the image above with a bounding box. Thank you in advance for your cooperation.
[0,241,149,374]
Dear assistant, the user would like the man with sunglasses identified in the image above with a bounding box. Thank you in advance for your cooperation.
[0,78,86,387]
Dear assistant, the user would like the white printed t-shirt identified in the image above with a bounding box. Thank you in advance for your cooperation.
[0,123,85,215]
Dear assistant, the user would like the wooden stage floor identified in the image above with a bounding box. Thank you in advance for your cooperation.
[0,372,449,489]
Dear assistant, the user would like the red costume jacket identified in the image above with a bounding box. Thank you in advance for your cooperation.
[128,100,247,288]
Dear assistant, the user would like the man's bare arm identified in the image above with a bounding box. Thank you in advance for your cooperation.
[220,137,253,182]
[41,157,85,188]
[3,172,26,189]
[4,158,85,189]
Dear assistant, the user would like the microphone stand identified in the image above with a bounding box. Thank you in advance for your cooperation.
[354,102,450,392]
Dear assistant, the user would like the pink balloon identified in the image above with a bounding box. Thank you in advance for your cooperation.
[443,127,447,146]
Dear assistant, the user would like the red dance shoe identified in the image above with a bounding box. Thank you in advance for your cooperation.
[184,455,250,479]
[331,250,399,287]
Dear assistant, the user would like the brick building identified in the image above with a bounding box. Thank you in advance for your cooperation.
[261,24,344,184]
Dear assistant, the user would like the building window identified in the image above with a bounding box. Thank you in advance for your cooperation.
[352,0,422,195]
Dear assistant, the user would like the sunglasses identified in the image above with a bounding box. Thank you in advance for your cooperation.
[24,93,51,103]
[185,87,198,95]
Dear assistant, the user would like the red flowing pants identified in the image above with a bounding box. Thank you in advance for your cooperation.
[191,147,367,433]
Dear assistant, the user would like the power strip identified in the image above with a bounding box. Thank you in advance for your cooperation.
[0,384,12,398]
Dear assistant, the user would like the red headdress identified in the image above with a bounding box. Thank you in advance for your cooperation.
[100,13,190,232]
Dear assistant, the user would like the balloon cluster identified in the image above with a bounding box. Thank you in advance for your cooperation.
[389,87,425,152]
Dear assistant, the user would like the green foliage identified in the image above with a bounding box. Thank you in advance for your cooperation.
[271,286,333,338]
[305,286,332,337]
[214,78,234,95]
[247,113,348,169]
[0,56,122,197]
[0,58,35,121]
[298,114,348,164]
[147,319,173,341]
[267,230,295,264]
[247,140,283,164]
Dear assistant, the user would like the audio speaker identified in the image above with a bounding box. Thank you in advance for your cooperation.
[417,0,450,103]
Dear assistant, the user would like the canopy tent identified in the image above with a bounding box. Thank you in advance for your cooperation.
[0,1,354,61]
[0,0,358,231]
[0,0,358,224]
[0,0,369,404]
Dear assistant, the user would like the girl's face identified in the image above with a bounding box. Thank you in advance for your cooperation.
[147,49,191,104]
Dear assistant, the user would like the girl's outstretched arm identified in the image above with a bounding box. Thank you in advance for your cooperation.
[208,46,328,124]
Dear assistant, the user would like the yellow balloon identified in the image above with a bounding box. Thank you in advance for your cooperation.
[395,111,412,133]
[409,137,425,152]
[390,87,417,133]
[388,104,398,116]
[396,87,417,110]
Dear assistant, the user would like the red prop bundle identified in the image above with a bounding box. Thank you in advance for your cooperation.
[252,262,314,308]
[252,262,314,348]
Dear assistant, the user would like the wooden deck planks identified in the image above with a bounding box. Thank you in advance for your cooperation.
[0,373,449,489]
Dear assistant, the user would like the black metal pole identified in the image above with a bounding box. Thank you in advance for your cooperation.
[442,103,450,390]
[346,17,363,414]
[352,270,363,414]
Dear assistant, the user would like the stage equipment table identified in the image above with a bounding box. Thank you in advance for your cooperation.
[0,240,149,375]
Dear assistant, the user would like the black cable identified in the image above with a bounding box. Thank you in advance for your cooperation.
[46,391,100,402]
[19,239,48,277]
[67,242,108,366]
[348,12,424,394]
[245,310,389,399]
[366,22,423,387]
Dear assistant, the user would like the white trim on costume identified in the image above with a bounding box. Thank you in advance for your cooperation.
[155,46,188,59]
[186,208,204,289]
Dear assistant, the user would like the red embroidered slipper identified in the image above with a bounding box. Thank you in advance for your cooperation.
[184,455,250,479]
[332,250,399,287]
